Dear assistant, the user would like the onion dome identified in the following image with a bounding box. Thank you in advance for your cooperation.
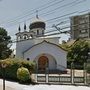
[29,17,46,30]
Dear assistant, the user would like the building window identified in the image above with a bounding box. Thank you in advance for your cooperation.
[80,29,87,33]
[79,33,88,38]
[79,20,85,24]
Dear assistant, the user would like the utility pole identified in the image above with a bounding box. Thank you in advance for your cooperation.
[52,24,61,33]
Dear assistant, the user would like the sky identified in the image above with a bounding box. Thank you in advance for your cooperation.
[0,0,90,49]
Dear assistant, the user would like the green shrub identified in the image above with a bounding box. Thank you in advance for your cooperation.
[17,67,30,83]
[0,58,35,81]
[86,64,90,73]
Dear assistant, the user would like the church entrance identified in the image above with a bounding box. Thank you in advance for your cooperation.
[38,56,48,72]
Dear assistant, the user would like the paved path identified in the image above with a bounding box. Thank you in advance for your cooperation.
[0,85,14,90]
[0,79,23,90]
[0,79,90,90]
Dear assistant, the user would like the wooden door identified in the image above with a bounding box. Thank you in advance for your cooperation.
[38,56,48,71]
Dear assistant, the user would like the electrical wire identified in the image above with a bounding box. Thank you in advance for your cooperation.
[0,0,86,27]
[0,0,65,25]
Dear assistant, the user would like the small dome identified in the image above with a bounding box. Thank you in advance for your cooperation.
[29,18,46,30]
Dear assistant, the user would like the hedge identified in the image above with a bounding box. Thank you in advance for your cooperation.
[0,58,35,81]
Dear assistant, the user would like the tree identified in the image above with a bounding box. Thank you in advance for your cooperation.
[67,39,90,65]
[0,27,12,59]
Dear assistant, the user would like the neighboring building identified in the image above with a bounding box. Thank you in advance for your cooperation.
[15,16,67,73]
[70,13,90,39]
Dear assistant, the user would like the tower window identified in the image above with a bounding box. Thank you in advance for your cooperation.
[18,35,21,40]
[42,30,44,34]
[23,34,28,39]
[37,30,39,35]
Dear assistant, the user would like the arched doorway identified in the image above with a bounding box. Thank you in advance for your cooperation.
[38,56,48,72]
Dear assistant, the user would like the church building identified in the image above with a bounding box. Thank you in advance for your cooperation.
[15,16,67,73]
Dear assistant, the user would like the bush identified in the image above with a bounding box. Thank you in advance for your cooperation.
[67,61,84,69]
[17,67,30,83]
[86,63,90,73]
[0,58,35,81]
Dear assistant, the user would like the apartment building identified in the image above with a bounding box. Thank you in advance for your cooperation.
[70,13,90,39]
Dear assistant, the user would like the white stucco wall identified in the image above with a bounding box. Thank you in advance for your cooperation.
[16,37,59,58]
[16,39,34,58]
[34,37,60,45]
[24,41,67,71]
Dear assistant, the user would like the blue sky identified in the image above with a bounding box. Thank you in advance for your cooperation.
[0,0,90,49]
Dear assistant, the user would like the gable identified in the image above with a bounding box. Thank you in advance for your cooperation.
[23,40,67,54]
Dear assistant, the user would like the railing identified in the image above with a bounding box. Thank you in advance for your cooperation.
[36,75,85,84]
[36,63,90,85]
[48,76,71,83]
[74,77,84,83]
[37,75,46,82]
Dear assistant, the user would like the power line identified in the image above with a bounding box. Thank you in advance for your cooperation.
[46,9,90,26]
[0,0,65,25]
[45,20,90,35]
[1,0,56,23]
[0,0,86,27]
[0,20,89,45]
[40,0,82,17]
[10,0,77,24]
[46,11,78,22]
[1,10,78,28]
[12,21,90,42]
[6,0,86,27]
[1,9,90,32]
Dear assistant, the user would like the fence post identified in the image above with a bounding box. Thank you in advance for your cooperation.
[84,63,87,85]
[59,73,60,83]
[71,62,74,84]
[35,64,38,83]
[45,67,49,83]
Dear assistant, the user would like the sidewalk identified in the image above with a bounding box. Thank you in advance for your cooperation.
[0,79,23,90]
[0,85,15,90]
[0,78,90,90]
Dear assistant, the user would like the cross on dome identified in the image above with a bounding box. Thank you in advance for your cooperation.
[36,10,39,19]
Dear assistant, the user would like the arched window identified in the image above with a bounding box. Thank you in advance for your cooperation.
[18,35,21,41]
[23,34,28,40]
